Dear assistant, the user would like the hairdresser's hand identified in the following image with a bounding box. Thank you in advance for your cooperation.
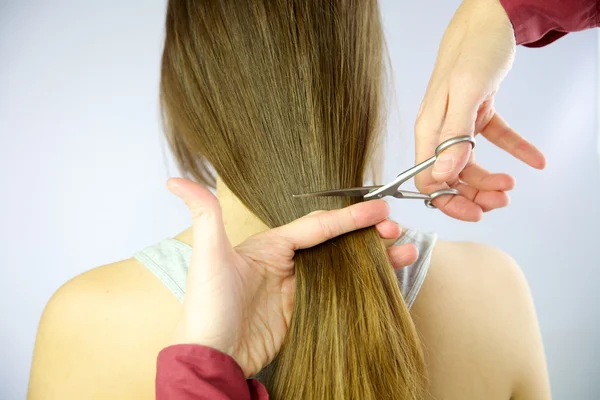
[166,178,416,377]
[415,0,546,221]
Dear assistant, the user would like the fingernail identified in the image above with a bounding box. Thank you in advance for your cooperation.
[167,181,184,197]
[433,155,454,175]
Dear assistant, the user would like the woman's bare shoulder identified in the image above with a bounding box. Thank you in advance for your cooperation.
[411,240,551,400]
[28,258,181,400]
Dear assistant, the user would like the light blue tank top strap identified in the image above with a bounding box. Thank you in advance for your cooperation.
[133,229,437,309]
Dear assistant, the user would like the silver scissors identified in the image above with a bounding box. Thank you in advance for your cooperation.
[293,135,475,209]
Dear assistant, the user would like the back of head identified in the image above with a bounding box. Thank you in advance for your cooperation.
[160,0,426,398]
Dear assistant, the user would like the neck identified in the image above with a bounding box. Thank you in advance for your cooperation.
[174,177,269,248]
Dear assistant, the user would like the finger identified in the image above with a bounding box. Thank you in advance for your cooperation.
[375,219,402,241]
[480,113,547,169]
[479,191,510,212]
[474,98,496,133]
[418,180,484,222]
[415,129,486,222]
[272,199,391,250]
[446,181,511,212]
[166,178,232,271]
[387,244,419,270]
[431,87,480,182]
[432,194,484,221]
[461,190,511,212]
[414,89,448,193]
[459,164,516,191]
[308,209,405,237]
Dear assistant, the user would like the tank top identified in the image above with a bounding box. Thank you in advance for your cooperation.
[134,229,437,382]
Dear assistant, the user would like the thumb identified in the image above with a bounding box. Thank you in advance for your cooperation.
[431,91,480,182]
[166,178,232,274]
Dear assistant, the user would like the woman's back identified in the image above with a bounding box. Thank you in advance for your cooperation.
[29,182,550,399]
[27,215,549,399]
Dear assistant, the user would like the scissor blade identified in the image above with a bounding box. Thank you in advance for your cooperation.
[292,186,381,198]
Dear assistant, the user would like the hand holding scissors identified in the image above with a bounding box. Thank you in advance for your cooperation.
[294,136,498,214]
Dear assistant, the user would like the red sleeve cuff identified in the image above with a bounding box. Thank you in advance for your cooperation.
[156,344,269,400]
[499,0,600,47]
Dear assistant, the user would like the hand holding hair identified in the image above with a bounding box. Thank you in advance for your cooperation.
[165,177,417,377]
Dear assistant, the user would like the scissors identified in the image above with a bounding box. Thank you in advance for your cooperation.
[293,135,475,209]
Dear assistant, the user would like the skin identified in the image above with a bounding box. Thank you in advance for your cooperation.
[417,0,547,222]
[28,178,550,399]
[166,178,417,377]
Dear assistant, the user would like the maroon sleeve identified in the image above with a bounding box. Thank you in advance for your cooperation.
[499,0,600,47]
[156,344,269,400]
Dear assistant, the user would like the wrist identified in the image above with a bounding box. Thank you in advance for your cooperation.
[171,319,238,360]
[465,0,513,26]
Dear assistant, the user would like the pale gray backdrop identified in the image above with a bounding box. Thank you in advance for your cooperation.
[1,1,598,399]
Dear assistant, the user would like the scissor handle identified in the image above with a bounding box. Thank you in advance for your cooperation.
[364,135,476,201]
[426,136,474,208]
[435,135,476,156]
[424,188,460,209]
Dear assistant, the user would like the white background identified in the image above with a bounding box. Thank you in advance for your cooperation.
[1,1,598,399]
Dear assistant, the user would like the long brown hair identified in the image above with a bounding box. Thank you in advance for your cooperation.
[160,1,426,398]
